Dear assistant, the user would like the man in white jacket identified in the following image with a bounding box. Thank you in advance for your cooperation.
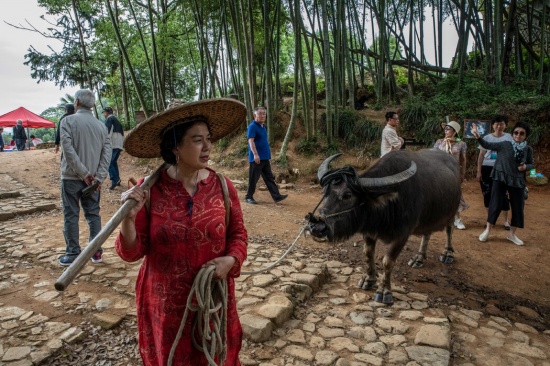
[59,89,112,266]
[380,111,404,157]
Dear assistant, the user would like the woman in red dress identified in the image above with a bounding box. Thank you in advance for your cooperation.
[116,99,248,366]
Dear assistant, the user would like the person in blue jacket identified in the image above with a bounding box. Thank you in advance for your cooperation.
[245,106,288,205]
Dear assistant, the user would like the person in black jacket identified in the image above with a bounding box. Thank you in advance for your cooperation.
[0,127,4,152]
[55,104,75,154]
[13,119,27,151]
[472,121,534,246]
[102,106,124,189]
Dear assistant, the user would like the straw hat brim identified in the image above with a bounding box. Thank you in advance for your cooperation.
[124,98,247,158]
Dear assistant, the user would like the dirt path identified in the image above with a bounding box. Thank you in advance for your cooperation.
[2,148,549,330]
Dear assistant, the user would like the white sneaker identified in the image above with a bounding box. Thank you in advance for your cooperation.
[454,218,466,230]
[479,230,489,242]
[507,235,524,246]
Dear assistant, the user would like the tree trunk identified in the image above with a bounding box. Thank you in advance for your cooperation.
[502,0,518,83]
[321,0,334,142]
[263,0,273,137]
[105,0,149,118]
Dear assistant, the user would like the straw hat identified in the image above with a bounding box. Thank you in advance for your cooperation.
[124,98,247,158]
[441,121,461,134]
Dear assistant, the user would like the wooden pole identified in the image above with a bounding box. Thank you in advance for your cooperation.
[55,163,166,291]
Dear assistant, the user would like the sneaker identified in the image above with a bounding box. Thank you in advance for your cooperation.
[504,222,511,231]
[110,179,121,190]
[507,235,524,246]
[479,230,490,242]
[245,198,257,205]
[274,194,288,203]
[454,218,466,230]
[59,255,76,267]
[91,251,103,263]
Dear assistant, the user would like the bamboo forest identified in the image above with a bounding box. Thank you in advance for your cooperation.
[15,0,550,154]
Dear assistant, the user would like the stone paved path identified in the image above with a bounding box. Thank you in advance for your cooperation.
[0,173,57,221]
[0,178,549,365]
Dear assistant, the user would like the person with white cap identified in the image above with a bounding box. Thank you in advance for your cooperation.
[433,121,469,229]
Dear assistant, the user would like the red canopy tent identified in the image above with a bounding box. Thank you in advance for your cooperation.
[0,106,55,128]
[0,107,56,150]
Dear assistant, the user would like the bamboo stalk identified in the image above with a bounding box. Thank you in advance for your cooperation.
[55,163,166,291]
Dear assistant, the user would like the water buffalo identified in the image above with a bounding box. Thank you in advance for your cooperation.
[305,149,461,304]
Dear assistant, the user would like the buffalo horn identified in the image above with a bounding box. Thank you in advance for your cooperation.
[358,161,417,189]
[317,153,343,182]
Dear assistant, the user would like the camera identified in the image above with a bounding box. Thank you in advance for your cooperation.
[81,182,99,198]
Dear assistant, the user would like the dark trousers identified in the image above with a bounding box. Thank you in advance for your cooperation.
[246,160,281,200]
[488,180,524,228]
[61,179,103,257]
[480,165,510,210]
[108,148,121,183]
[15,138,26,151]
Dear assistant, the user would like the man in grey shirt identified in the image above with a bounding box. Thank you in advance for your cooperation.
[59,89,112,266]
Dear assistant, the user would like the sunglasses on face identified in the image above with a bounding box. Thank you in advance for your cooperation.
[513,131,526,136]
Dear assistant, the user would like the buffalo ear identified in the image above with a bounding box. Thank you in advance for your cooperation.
[368,191,400,209]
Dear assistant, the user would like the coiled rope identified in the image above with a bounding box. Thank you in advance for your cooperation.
[167,265,228,366]
[167,226,307,365]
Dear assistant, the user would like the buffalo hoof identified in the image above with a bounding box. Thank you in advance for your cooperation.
[407,257,424,268]
[374,291,393,304]
[358,278,376,290]
[439,254,454,264]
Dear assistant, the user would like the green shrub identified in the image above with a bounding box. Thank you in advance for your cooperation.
[338,110,356,139]
[297,137,321,156]
[217,137,229,151]
[323,141,340,156]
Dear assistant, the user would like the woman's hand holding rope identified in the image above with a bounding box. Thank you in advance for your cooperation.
[202,256,236,280]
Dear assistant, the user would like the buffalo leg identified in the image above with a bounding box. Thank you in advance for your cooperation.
[408,234,431,268]
[439,224,454,264]
[374,241,405,304]
[358,237,377,290]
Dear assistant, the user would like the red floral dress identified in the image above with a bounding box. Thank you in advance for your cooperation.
[115,168,247,366]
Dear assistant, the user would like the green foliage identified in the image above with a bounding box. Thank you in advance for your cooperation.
[297,137,321,156]
[354,119,384,143]
[370,35,404,59]
[400,95,437,145]
[323,141,340,156]
[338,110,356,139]
[217,137,229,151]
[394,67,408,85]
[399,75,550,151]
[32,129,55,143]
[275,154,288,167]
[316,79,326,93]
[338,110,383,149]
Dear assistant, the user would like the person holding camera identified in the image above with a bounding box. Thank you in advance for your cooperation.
[58,89,112,266]
[472,121,534,246]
